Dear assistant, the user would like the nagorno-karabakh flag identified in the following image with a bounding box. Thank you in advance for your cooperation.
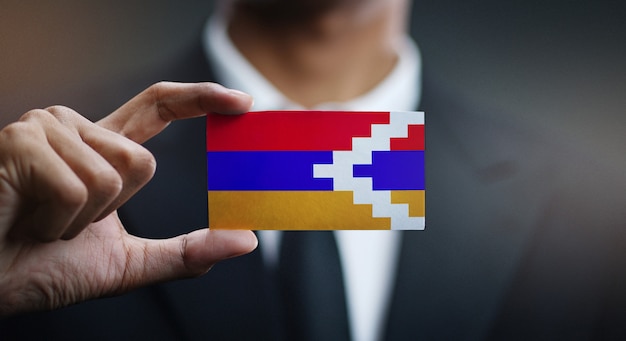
[206,110,425,230]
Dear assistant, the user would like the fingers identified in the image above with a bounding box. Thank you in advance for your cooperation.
[0,120,88,241]
[2,82,252,242]
[3,108,127,240]
[97,82,253,143]
[43,106,155,233]
[57,109,156,222]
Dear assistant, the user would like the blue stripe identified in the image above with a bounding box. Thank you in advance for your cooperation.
[207,151,334,190]
[353,151,425,190]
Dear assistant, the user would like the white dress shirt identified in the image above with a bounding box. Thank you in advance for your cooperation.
[203,12,422,341]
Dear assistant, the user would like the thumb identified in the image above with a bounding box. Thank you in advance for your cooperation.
[178,229,258,275]
[126,229,257,286]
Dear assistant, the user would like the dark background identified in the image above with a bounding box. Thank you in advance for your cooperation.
[1,0,625,163]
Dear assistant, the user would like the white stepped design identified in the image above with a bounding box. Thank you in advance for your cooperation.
[313,111,425,230]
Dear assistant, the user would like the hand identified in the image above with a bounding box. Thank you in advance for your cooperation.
[0,82,257,316]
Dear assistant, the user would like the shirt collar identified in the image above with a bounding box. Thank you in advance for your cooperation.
[203,11,422,111]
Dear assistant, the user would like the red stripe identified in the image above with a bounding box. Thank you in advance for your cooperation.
[207,111,390,151]
[390,124,424,151]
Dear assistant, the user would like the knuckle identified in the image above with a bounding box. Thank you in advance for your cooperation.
[57,181,89,210]
[45,105,73,116]
[90,167,124,199]
[19,109,54,123]
[131,147,157,182]
[0,122,44,151]
[0,121,29,139]
[150,81,170,91]
[147,81,173,104]
[18,106,81,129]
[116,144,157,183]
[44,105,79,124]
[149,81,175,122]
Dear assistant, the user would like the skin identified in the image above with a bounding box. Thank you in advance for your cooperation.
[0,0,409,317]
[229,0,410,107]
[0,82,258,316]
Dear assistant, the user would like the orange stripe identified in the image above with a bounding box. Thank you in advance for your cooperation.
[391,190,425,217]
[209,191,391,230]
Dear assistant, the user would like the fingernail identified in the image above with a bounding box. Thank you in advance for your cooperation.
[227,88,249,97]
[228,89,254,110]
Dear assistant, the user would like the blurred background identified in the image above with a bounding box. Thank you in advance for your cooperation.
[1,0,625,162]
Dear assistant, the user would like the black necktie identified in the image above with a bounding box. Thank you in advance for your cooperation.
[278,231,351,340]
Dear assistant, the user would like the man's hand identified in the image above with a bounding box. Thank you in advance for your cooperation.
[0,82,257,316]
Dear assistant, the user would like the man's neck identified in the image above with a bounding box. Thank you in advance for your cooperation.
[228,1,409,108]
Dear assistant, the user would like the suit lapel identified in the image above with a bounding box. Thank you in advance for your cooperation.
[384,78,546,339]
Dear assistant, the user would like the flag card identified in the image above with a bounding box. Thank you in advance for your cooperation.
[206,110,425,230]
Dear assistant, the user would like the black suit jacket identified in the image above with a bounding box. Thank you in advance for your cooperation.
[2,34,626,341]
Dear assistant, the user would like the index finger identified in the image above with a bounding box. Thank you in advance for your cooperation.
[97,82,253,144]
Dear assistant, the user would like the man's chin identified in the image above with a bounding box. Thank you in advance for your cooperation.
[233,0,364,25]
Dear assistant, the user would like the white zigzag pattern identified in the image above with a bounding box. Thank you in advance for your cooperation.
[313,111,425,230]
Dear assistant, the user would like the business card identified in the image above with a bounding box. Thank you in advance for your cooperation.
[207,110,425,230]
